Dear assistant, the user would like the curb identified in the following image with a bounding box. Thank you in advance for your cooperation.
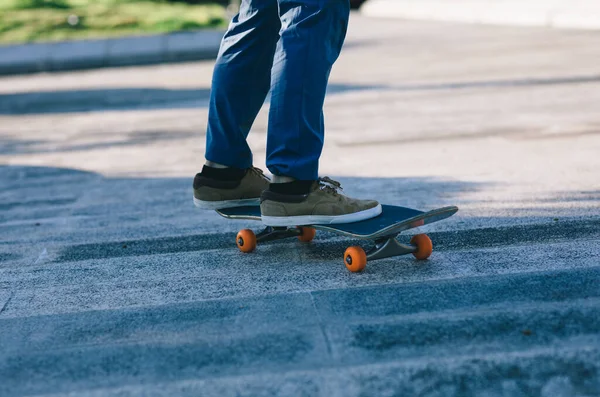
[360,0,600,30]
[0,29,225,76]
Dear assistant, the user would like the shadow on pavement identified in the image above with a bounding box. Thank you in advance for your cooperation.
[0,83,385,115]
[3,73,599,116]
[2,164,599,264]
[2,164,600,396]
[0,130,197,156]
[390,73,600,92]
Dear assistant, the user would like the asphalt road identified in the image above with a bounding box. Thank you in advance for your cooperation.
[1,14,600,397]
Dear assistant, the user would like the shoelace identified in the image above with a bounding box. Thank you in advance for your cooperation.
[318,176,343,196]
[250,167,270,181]
[249,169,342,193]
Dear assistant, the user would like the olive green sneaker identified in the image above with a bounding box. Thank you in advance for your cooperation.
[193,167,270,210]
[260,177,382,226]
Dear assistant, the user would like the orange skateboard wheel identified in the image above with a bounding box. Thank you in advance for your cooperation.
[410,233,433,260]
[297,227,316,242]
[236,229,257,253]
[344,246,367,272]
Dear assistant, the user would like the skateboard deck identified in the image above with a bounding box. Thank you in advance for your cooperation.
[217,204,458,272]
[217,204,457,240]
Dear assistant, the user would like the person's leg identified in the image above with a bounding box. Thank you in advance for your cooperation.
[204,0,281,169]
[266,0,350,181]
[194,0,279,210]
[260,0,382,226]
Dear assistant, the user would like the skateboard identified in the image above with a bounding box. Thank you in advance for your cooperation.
[216,204,458,272]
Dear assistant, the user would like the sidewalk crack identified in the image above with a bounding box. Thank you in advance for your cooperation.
[0,291,14,316]
[310,292,333,358]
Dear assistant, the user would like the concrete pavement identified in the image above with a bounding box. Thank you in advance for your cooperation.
[1,14,600,396]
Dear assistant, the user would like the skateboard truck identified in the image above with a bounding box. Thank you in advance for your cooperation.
[366,236,417,261]
[255,226,301,243]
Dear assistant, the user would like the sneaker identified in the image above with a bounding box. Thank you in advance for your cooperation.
[260,177,382,226]
[193,167,270,210]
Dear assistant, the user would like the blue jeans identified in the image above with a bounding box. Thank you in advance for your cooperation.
[204,0,350,180]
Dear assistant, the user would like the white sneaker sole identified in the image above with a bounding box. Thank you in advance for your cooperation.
[193,197,260,210]
[262,204,383,227]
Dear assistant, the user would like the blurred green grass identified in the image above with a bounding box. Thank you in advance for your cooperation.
[0,0,227,44]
